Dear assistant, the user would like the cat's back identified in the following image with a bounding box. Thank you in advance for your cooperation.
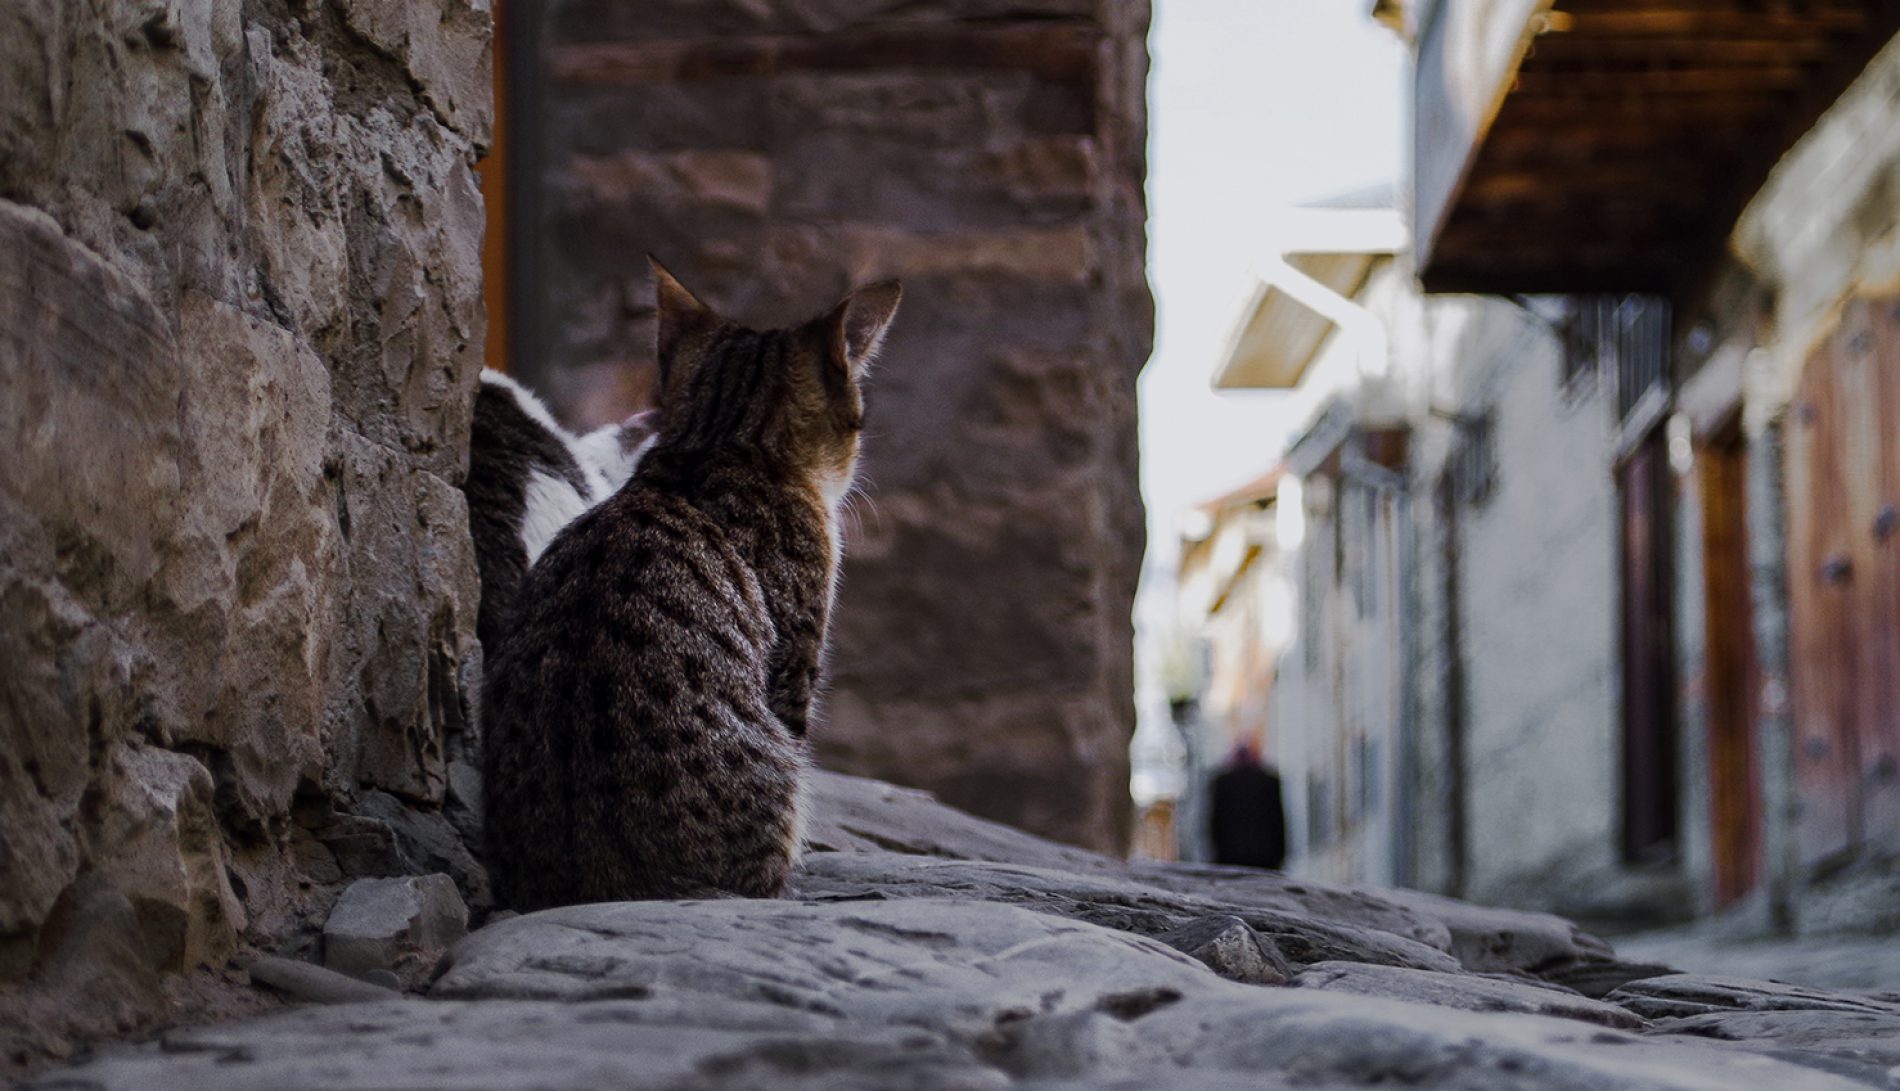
[513,478,769,641]
[483,479,799,909]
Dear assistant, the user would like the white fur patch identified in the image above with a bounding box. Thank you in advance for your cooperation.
[572,424,656,500]
[816,465,854,511]
[816,468,857,583]
[519,469,592,564]
[789,756,814,862]
[485,366,661,515]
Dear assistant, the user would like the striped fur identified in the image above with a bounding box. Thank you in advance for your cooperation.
[482,264,901,908]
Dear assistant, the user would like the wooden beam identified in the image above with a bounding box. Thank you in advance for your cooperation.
[1526,35,1834,66]
[1461,163,1714,203]
[1548,12,1867,38]
[1555,0,1863,13]
[1513,64,1810,96]
[1480,121,1746,165]
[1669,0,1900,306]
[1421,0,1900,298]
[1499,92,1788,124]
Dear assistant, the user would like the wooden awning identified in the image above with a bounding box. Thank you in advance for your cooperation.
[1214,253,1387,390]
[1415,1,1900,295]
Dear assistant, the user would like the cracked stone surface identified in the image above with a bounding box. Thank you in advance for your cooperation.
[1291,962,1648,1029]
[790,852,1465,974]
[22,903,1878,1091]
[1157,914,1293,985]
[24,771,1900,1089]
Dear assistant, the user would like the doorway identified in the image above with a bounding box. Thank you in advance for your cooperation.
[1697,421,1762,905]
[1621,432,1680,864]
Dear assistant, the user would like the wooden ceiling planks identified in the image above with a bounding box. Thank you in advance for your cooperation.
[1419,0,1900,295]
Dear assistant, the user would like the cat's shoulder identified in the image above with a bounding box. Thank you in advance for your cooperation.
[474,369,615,493]
[477,368,567,434]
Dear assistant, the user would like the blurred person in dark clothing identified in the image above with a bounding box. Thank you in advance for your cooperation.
[1209,739,1286,869]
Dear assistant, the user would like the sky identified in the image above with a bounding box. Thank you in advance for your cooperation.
[1139,1,1406,562]
[1130,1,1407,774]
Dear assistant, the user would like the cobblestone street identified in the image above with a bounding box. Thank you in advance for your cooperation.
[1617,928,1900,994]
[25,775,1900,1091]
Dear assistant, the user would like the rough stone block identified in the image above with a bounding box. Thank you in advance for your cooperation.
[247,955,399,1005]
[335,0,494,145]
[0,0,489,1076]
[1157,915,1292,985]
[356,791,492,912]
[323,875,469,986]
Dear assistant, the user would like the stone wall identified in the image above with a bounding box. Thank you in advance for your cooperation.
[0,0,490,1070]
[515,0,1153,851]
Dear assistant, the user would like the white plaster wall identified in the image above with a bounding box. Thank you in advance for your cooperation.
[1432,301,1625,908]
[1271,269,1629,906]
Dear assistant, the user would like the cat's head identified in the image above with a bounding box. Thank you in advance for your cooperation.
[647,260,901,507]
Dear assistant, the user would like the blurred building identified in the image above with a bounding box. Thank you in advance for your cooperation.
[1171,469,1294,861]
[1221,193,1653,915]
[1198,2,1900,930]
[480,0,1154,852]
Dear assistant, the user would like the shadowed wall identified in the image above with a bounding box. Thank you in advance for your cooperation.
[510,0,1153,851]
[0,0,492,1070]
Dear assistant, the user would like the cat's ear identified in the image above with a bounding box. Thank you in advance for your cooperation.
[824,280,903,379]
[650,258,714,380]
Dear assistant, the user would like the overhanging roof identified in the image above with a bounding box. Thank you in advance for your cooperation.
[1196,466,1284,516]
[1415,0,1900,294]
[1212,197,1405,391]
[1213,253,1385,390]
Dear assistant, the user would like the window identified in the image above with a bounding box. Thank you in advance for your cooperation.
[1355,735,1381,821]
[1452,411,1497,507]
[1611,296,1671,423]
[1308,772,1332,848]
[1562,295,1671,420]
[1560,296,1608,389]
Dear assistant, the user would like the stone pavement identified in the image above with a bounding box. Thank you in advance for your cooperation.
[24,772,1900,1090]
[1617,925,1900,993]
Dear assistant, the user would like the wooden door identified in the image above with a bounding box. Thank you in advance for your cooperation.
[1787,295,1900,868]
[1861,298,1900,850]
[1697,424,1761,904]
[1621,433,1680,863]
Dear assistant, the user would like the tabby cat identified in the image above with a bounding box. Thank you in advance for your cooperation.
[482,263,901,908]
[465,369,657,656]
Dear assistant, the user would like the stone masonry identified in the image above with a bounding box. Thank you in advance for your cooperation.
[512,0,1154,852]
[0,0,491,1073]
